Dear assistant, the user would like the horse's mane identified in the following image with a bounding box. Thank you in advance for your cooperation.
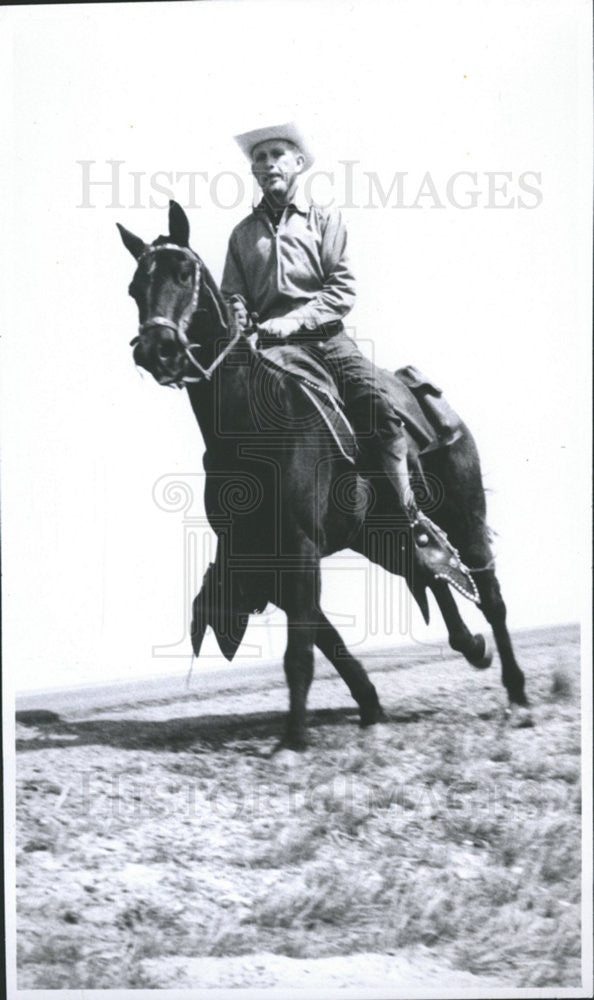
[198,260,229,332]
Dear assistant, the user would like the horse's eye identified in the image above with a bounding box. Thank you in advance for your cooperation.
[178,262,192,282]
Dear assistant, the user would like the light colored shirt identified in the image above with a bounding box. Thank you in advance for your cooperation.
[221,194,356,330]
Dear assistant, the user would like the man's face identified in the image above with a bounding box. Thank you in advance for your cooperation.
[251,139,305,205]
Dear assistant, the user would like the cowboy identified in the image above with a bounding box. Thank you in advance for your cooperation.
[221,121,464,580]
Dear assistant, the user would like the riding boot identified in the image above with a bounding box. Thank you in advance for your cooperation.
[383,449,479,603]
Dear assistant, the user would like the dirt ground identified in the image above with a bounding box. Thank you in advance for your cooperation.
[14,624,583,992]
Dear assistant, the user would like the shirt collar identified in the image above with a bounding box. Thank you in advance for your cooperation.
[289,186,310,215]
[255,187,310,218]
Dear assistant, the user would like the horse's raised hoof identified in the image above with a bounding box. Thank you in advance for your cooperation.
[505,703,535,729]
[468,634,493,670]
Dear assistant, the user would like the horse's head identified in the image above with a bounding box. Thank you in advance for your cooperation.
[117,201,231,386]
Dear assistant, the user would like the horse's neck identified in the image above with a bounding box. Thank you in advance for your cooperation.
[186,341,256,454]
[184,268,248,449]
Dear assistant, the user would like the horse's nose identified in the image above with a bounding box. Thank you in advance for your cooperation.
[156,337,177,363]
[143,326,178,365]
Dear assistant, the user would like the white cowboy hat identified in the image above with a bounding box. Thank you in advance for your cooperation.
[234,121,315,172]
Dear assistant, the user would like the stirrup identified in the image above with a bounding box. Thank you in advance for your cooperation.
[411,514,479,604]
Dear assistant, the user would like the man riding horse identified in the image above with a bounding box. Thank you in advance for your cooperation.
[221,121,467,584]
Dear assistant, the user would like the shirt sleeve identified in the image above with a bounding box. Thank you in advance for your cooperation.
[286,207,356,330]
[221,231,252,310]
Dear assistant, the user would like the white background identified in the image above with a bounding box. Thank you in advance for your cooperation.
[1,0,592,692]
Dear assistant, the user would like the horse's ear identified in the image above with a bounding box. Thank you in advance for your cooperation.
[116,223,146,260]
[169,200,190,246]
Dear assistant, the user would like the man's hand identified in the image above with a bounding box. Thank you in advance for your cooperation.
[227,295,249,332]
[257,316,303,339]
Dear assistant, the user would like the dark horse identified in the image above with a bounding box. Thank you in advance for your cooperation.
[118,202,530,750]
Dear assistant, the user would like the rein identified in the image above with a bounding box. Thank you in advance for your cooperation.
[135,243,240,384]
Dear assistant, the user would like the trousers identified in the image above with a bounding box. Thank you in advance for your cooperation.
[288,329,408,466]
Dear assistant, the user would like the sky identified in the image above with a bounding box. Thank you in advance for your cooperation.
[1,0,592,692]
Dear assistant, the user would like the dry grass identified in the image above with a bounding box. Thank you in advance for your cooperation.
[15,626,583,989]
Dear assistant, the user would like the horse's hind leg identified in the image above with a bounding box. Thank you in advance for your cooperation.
[430,580,493,668]
[474,568,529,708]
[448,530,528,708]
[315,610,386,726]
[423,433,528,712]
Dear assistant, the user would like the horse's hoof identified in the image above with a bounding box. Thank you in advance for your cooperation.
[506,703,535,729]
[468,634,493,670]
[359,703,388,727]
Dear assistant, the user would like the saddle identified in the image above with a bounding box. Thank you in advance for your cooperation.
[257,344,358,463]
[258,345,463,460]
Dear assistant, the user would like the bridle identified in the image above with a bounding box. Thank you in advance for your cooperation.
[133,243,240,384]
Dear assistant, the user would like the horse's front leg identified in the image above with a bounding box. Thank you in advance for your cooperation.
[283,619,315,751]
[281,568,318,752]
[315,610,386,726]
